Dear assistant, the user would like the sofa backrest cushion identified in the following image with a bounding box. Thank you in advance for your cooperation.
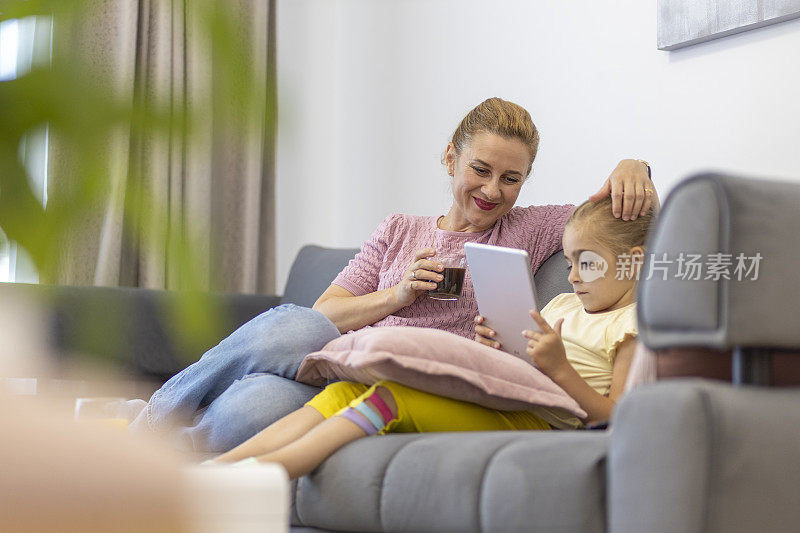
[535,249,573,306]
[296,326,586,427]
[281,245,571,310]
[281,246,360,308]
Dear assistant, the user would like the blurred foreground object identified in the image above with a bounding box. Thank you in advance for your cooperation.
[0,292,289,532]
[0,393,186,532]
[0,393,289,532]
[0,289,51,383]
[184,463,289,533]
[0,396,290,532]
[0,290,183,530]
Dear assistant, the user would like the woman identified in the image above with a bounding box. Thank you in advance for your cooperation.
[129,97,657,452]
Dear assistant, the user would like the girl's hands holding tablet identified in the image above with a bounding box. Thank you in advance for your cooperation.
[523,311,568,377]
[473,315,501,349]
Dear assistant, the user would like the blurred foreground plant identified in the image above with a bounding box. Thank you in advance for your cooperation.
[0,0,275,365]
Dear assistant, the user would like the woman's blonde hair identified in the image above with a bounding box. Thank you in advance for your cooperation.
[445,97,539,175]
[567,197,655,258]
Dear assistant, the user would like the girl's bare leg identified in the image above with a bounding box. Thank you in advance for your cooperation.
[253,415,367,479]
[252,385,399,479]
[214,406,325,463]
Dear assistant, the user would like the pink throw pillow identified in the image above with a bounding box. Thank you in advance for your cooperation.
[295,326,587,423]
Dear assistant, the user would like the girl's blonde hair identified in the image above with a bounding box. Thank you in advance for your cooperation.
[445,97,539,175]
[567,197,655,258]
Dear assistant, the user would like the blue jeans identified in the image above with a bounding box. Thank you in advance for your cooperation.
[128,304,341,452]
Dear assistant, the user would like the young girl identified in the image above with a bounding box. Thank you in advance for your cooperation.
[211,197,654,478]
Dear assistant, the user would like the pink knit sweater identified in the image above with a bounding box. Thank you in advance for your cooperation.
[332,204,575,339]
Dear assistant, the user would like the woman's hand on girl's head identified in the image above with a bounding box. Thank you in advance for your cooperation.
[522,311,569,377]
[474,315,501,349]
[391,248,445,308]
[588,159,658,221]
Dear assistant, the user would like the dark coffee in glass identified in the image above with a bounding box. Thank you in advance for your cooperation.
[429,266,466,301]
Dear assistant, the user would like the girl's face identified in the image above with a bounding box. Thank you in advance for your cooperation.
[444,132,530,232]
[562,225,642,313]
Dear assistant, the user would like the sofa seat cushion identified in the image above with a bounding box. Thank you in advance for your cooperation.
[292,430,609,532]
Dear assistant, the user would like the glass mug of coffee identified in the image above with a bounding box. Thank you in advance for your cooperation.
[428,253,466,301]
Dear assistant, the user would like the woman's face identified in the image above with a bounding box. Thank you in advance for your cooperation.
[444,132,531,232]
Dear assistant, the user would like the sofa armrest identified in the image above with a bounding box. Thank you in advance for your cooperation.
[609,379,800,533]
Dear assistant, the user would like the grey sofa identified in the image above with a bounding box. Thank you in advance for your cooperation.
[5,173,800,532]
[292,174,800,533]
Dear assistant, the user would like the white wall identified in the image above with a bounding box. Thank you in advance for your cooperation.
[275,0,800,292]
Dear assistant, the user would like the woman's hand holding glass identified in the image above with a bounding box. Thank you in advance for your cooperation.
[393,248,445,307]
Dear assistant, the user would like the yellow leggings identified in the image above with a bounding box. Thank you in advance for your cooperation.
[305,380,551,434]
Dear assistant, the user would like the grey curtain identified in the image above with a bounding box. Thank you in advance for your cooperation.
[47,0,277,294]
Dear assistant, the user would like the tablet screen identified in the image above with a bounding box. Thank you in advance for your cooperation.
[465,242,541,362]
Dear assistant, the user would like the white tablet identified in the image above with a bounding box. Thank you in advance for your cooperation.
[465,242,540,361]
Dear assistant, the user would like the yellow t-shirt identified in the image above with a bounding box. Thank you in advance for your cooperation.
[531,293,638,429]
[540,292,638,396]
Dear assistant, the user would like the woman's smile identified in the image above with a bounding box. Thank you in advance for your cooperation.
[473,197,498,210]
